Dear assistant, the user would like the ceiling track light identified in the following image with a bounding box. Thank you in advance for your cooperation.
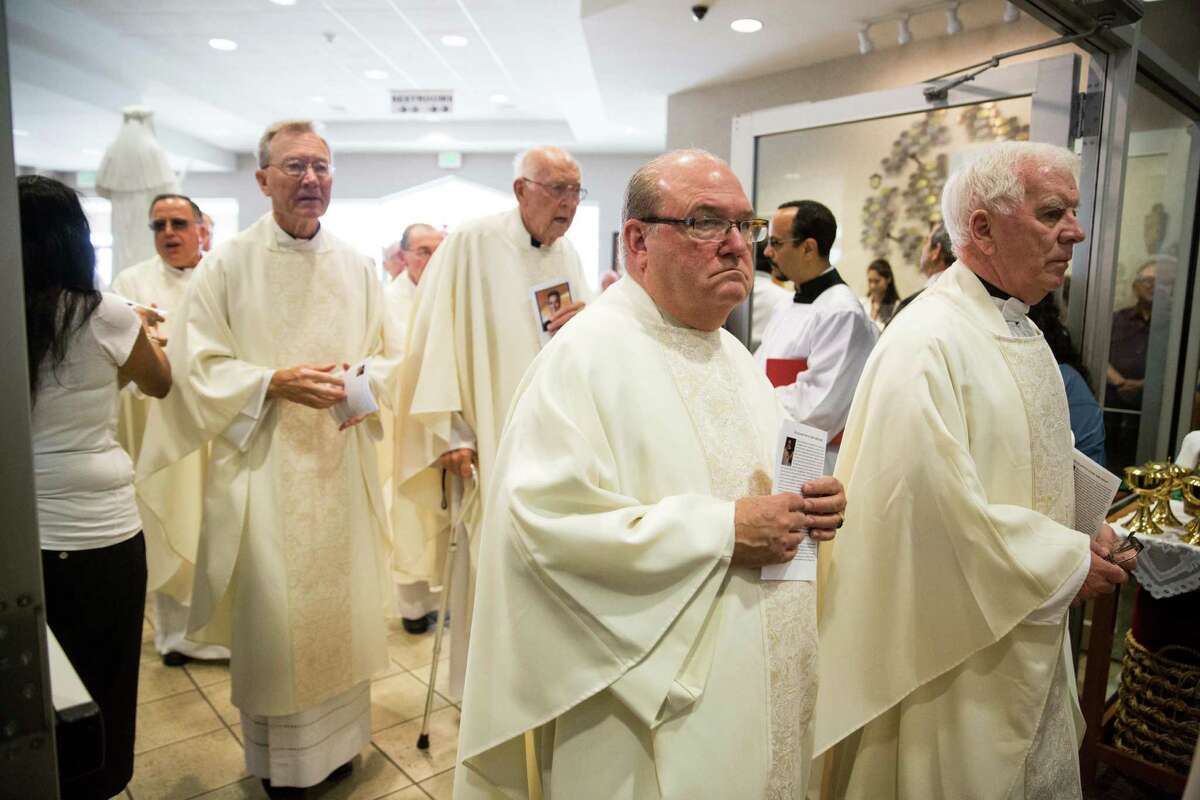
[897,16,913,45]
[858,25,874,55]
[945,3,964,35]
[1003,2,1020,23]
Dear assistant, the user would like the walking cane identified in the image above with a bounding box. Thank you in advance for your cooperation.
[416,464,472,750]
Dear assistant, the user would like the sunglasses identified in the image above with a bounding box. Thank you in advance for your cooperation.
[1104,532,1144,568]
[150,218,194,233]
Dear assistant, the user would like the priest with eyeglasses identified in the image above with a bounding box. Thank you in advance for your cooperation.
[455,149,847,799]
[138,120,397,795]
[392,144,593,701]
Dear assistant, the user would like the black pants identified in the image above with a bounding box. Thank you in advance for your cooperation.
[42,533,147,800]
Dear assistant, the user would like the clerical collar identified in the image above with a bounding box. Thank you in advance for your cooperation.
[794,267,845,304]
[531,236,542,249]
[977,276,1012,301]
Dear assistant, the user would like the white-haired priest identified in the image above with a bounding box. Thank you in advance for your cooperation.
[454,149,847,799]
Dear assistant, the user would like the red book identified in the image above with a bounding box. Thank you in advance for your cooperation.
[765,358,808,388]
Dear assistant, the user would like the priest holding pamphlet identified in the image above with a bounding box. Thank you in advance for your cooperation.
[455,149,847,799]
[816,141,1136,799]
[393,144,592,699]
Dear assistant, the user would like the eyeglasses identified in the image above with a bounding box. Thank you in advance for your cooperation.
[521,178,587,201]
[268,159,335,179]
[149,217,195,233]
[639,216,769,244]
[1105,532,1144,568]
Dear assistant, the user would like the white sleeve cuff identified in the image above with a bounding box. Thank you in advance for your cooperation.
[448,411,476,452]
[1024,549,1091,625]
[220,370,274,452]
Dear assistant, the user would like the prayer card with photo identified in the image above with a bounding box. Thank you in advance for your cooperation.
[530,278,573,345]
[762,420,827,582]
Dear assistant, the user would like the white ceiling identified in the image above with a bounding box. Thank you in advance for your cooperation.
[7,0,1017,172]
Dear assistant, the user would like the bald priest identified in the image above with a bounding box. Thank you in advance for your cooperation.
[454,149,847,799]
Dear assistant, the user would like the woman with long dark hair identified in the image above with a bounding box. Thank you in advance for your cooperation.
[1027,293,1106,465]
[22,175,171,799]
[860,258,900,331]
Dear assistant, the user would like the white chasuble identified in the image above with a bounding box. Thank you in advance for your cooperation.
[393,207,593,695]
[455,277,816,800]
[112,255,205,600]
[816,264,1090,800]
[136,213,395,717]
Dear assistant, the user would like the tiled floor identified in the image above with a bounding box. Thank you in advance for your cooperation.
[122,616,458,800]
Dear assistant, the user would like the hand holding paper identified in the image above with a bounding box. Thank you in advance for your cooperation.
[762,421,830,581]
[329,361,379,428]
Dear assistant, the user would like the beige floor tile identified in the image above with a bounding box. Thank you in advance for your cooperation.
[135,689,225,754]
[419,769,454,800]
[202,678,241,729]
[372,706,459,784]
[129,728,247,800]
[408,658,455,706]
[385,630,438,671]
[185,658,231,688]
[137,655,195,705]
[378,787,429,800]
[142,616,155,644]
[193,748,411,800]
[370,672,448,733]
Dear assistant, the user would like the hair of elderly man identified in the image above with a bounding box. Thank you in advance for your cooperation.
[928,222,956,268]
[399,223,437,251]
[256,120,332,169]
[941,141,1079,252]
[512,145,581,180]
[149,193,203,222]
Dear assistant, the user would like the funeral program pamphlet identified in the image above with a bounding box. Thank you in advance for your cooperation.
[530,278,573,346]
[1073,449,1122,538]
[762,421,828,582]
[329,360,379,427]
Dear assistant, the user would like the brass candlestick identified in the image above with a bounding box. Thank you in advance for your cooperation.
[1124,466,1164,536]
[1181,475,1200,545]
[1146,462,1185,528]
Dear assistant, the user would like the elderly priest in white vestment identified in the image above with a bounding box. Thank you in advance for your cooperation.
[137,120,395,794]
[455,149,848,800]
[114,192,228,667]
[393,145,592,699]
[815,141,1135,799]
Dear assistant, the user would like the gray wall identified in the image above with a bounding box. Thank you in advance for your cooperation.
[180,151,658,274]
[667,16,1072,161]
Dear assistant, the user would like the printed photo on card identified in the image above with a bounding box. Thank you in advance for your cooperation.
[530,279,573,345]
[762,421,827,582]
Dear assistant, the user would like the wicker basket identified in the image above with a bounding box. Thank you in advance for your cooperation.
[1111,630,1200,775]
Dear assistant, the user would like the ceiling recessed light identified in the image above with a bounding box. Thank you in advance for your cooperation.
[209,38,238,51]
[12,128,29,137]
[310,95,326,103]
[730,18,763,33]
[268,0,297,5]
[363,69,388,80]
[489,93,510,104]
[441,34,469,47]
[623,125,637,134]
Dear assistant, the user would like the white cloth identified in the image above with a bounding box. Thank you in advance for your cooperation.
[755,276,876,472]
[33,292,142,551]
[152,593,229,660]
[241,681,370,788]
[395,582,440,619]
[1116,501,1200,598]
[751,272,792,348]
[136,213,396,718]
[456,277,817,799]
[394,207,594,701]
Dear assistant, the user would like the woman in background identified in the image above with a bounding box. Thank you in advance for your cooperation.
[860,258,900,331]
[1028,294,1106,465]
[22,175,171,799]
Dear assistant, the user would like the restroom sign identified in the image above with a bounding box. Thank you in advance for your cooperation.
[391,90,454,114]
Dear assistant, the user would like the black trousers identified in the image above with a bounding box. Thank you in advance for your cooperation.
[42,533,147,800]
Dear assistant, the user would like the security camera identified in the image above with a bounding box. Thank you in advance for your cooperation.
[691,4,709,21]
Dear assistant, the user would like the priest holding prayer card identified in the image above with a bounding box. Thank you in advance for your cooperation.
[816,141,1135,799]
[454,149,847,799]
[137,120,396,795]
[392,145,592,699]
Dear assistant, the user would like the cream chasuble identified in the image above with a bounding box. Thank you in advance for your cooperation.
[112,255,205,600]
[455,277,817,800]
[137,213,395,718]
[393,207,593,696]
[815,263,1091,799]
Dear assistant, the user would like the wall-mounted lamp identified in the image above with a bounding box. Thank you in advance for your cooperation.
[858,25,874,54]
[897,16,913,45]
[1002,2,1020,23]
[945,3,964,34]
